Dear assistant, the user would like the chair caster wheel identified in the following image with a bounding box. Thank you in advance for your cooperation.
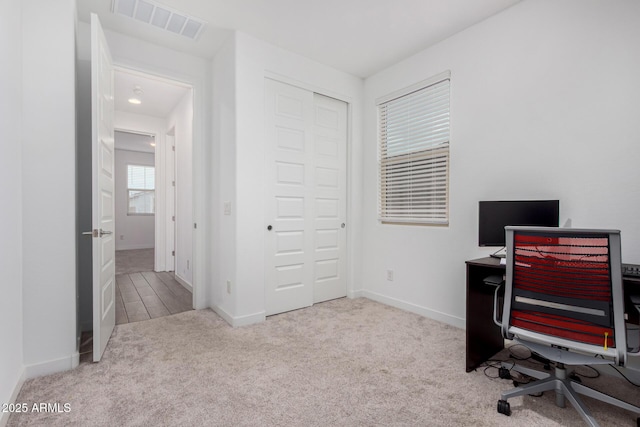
[497,399,511,416]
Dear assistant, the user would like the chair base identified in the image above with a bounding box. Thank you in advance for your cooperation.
[498,362,640,427]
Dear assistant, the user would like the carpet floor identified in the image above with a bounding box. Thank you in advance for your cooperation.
[8,298,640,426]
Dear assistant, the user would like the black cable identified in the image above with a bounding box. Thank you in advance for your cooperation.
[571,365,600,379]
[480,358,536,385]
[508,344,532,360]
[483,363,501,379]
[482,359,514,380]
[609,364,640,387]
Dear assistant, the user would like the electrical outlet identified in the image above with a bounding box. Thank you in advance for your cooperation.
[386,269,394,281]
[226,280,231,294]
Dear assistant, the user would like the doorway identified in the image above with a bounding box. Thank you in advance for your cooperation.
[111,130,191,324]
[111,68,195,323]
[77,65,195,361]
[114,130,156,275]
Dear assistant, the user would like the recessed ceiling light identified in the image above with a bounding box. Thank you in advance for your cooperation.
[112,0,207,40]
[150,142,156,147]
[128,85,143,105]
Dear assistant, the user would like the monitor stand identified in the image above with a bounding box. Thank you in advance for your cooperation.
[490,247,506,259]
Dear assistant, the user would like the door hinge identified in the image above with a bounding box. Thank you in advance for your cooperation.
[172,250,175,256]
[172,146,175,152]
[172,180,175,187]
[172,215,175,221]
[194,223,197,229]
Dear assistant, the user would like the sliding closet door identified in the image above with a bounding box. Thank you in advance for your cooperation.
[310,93,347,304]
[264,79,347,316]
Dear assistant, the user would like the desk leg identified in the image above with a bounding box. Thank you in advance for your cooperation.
[466,265,505,372]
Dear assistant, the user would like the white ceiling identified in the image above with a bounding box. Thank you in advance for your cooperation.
[77,0,521,78]
[114,69,190,118]
[115,130,156,153]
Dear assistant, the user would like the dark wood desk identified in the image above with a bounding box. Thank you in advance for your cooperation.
[465,257,505,372]
[465,257,640,373]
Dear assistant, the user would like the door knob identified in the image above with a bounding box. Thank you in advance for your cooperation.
[82,229,112,237]
[267,225,273,231]
[341,223,346,228]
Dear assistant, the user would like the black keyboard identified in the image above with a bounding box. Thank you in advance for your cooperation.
[622,263,640,278]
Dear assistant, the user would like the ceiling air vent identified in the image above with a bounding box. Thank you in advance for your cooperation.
[112,0,206,40]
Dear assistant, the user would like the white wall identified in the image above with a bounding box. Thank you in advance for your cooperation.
[0,0,25,420]
[361,0,640,328]
[211,34,237,320]
[114,149,156,250]
[212,31,364,326]
[21,0,78,376]
[167,92,194,285]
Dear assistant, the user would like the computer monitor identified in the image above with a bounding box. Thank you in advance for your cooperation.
[478,200,560,247]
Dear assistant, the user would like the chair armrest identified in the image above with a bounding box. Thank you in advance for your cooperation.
[493,283,503,328]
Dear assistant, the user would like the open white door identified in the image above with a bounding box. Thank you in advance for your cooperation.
[90,13,116,362]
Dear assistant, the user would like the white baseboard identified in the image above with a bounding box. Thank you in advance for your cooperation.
[23,352,79,380]
[362,290,465,330]
[211,305,266,327]
[348,289,364,299]
[0,368,26,427]
[71,352,79,369]
[115,244,154,251]
[174,273,192,293]
[211,305,234,326]
[232,310,266,327]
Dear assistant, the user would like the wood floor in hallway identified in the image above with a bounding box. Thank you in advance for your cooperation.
[116,271,193,324]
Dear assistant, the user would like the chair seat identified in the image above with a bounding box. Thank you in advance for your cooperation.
[515,322,640,362]
[516,339,615,366]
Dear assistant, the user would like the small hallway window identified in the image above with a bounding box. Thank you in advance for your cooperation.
[127,164,155,215]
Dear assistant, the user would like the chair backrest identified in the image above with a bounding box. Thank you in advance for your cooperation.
[502,226,628,366]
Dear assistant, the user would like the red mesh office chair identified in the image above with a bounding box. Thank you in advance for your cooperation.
[496,226,640,426]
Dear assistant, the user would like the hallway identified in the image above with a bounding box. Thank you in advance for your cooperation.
[116,271,192,324]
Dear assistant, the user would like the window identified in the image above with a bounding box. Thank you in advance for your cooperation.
[377,72,450,224]
[127,164,155,215]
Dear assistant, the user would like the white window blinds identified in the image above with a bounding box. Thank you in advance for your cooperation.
[127,164,155,215]
[378,76,450,224]
[128,164,155,190]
